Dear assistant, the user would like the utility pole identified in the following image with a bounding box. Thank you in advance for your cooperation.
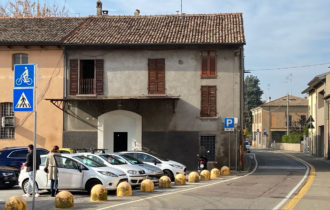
[283,94,296,136]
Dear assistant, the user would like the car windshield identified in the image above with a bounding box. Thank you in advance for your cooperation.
[120,154,143,164]
[72,156,105,167]
[100,154,127,165]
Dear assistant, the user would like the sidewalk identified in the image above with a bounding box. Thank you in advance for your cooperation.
[280,151,330,210]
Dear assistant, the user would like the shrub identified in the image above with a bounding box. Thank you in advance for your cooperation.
[281,133,303,143]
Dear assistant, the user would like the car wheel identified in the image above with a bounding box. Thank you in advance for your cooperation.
[22,179,29,194]
[85,179,102,193]
[163,170,174,181]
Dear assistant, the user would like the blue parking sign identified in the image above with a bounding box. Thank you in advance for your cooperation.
[13,89,34,112]
[14,64,35,88]
[224,118,235,131]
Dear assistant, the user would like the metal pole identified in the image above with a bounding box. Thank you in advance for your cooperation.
[180,0,182,14]
[32,66,37,210]
[287,94,289,135]
[228,132,231,169]
[235,129,238,171]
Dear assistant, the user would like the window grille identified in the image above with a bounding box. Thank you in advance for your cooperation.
[0,103,14,139]
[200,136,215,161]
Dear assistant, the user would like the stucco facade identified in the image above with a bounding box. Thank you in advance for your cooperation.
[0,46,64,150]
[251,95,308,148]
[62,47,244,170]
[303,72,330,158]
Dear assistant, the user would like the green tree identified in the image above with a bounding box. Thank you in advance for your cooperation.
[244,75,263,133]
[0,0,68,17]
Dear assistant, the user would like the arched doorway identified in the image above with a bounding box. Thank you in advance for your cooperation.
[98,110,142,152]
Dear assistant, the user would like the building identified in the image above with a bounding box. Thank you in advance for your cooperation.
[302,72,330,158]
[0,17,85,150]
[0,4,245,170]
[251,95,308,148]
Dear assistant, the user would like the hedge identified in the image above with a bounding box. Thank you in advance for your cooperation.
[281,133,303,143]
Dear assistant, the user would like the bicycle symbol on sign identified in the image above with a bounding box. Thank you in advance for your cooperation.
[15,67,33,86]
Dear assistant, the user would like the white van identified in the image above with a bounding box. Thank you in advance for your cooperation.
[18,154,128,193]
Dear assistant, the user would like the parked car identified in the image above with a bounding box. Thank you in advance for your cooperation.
[0,147,49,169]
[19,154,128,193]
[80,153,146,187]
[0,166,19,189]
[58,148,75,154]
[115,153,163,183]
[121,151,186,181]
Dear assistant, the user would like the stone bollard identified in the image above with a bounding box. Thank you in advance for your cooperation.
[210,168,221,179]
[188,171,200,183]
[221,166,230,175]
[158,176,172,188]
[55,191,74,209]
[200,170,210,181]
[90,184,107,202]
[5,196,27,210]
[116,181,132,196]
[140,179,154,192]
[175,174,186,185]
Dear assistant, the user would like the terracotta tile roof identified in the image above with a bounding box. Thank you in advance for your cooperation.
[302,71,330,94]
[261,95,308,107]
[64,14,245,46]
[0,17,86,45]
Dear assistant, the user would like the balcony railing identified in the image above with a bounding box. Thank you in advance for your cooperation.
[79,78,94,94]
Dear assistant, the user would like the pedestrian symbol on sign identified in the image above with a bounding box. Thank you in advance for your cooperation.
[16,92,31,108]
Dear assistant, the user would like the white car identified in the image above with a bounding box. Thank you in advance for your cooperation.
[80,153,146,187]
[121,151,186,181]
[18,154,128,193]
[114,153,163,183]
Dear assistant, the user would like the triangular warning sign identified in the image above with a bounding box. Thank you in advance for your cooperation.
[16,92,31,108]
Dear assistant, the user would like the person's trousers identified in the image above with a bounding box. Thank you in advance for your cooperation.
[27,171,38,194]
[50,179,58,196]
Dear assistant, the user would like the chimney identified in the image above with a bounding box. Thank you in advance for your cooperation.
[134,9,140,16]
[96,0,102,16]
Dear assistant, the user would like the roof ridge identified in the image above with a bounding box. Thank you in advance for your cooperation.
[0,16,86,20]
[88,13,243,18]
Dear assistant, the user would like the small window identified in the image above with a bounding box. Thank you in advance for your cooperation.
[1,103,15,139]
[201,51,216,78]
[9,150,28,158]
[318,91,325,108]
[12,53,28,70]
[200,136,215,161]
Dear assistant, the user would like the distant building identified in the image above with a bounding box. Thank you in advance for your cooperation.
[302,72,330,158]
[251,95,308,148]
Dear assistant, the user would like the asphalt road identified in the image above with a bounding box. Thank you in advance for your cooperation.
[0,150,307,210]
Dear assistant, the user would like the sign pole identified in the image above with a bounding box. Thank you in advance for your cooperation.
[32,66,37,210]
[235,129,238,171]
[228,132,231,169]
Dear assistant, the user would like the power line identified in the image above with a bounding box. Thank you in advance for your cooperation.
[246,62,330,72]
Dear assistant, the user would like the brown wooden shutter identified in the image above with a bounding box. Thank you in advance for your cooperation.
[208,86,217,117]
[156,59,165,94]
[148,59,157,94]
[209,51,216,76]
[201,86,209,117]
[201,52,208,77]
[95,59,104,95]
[70,59,78,95]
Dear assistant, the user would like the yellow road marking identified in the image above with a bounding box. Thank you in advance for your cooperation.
[282,154,315,210]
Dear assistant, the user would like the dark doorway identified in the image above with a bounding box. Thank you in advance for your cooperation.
[114,132,128,152]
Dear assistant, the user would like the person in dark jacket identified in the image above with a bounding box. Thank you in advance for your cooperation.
[24,144,41,197]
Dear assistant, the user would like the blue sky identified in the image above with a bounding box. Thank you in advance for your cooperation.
[8,0,330,101]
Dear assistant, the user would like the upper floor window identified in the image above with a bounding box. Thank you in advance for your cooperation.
[0,102,15,139]
[201,51,216,78]
[12,53,28,70]
[148,59,165,94]
[200,86,217,117]
[69,59,104,95]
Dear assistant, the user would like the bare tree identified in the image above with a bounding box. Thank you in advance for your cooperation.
[0,0,68,17]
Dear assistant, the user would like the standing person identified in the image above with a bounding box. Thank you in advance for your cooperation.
[24,144,41,197]
[45,145,60,197]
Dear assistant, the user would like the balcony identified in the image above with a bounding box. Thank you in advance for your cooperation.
[79,78,94,94]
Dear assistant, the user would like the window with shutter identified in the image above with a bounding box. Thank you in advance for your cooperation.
[200,86,217,117]
[200,51,217,78]
[95,59,104,95]
[69,59,79,95]
[148,59,165,94]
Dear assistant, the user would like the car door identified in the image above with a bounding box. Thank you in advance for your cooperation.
[54,156,83,189]
[36,156,48,189]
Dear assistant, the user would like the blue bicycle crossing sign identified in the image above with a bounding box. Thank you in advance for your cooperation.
[14,64,35,88]
[13,89,34,112]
